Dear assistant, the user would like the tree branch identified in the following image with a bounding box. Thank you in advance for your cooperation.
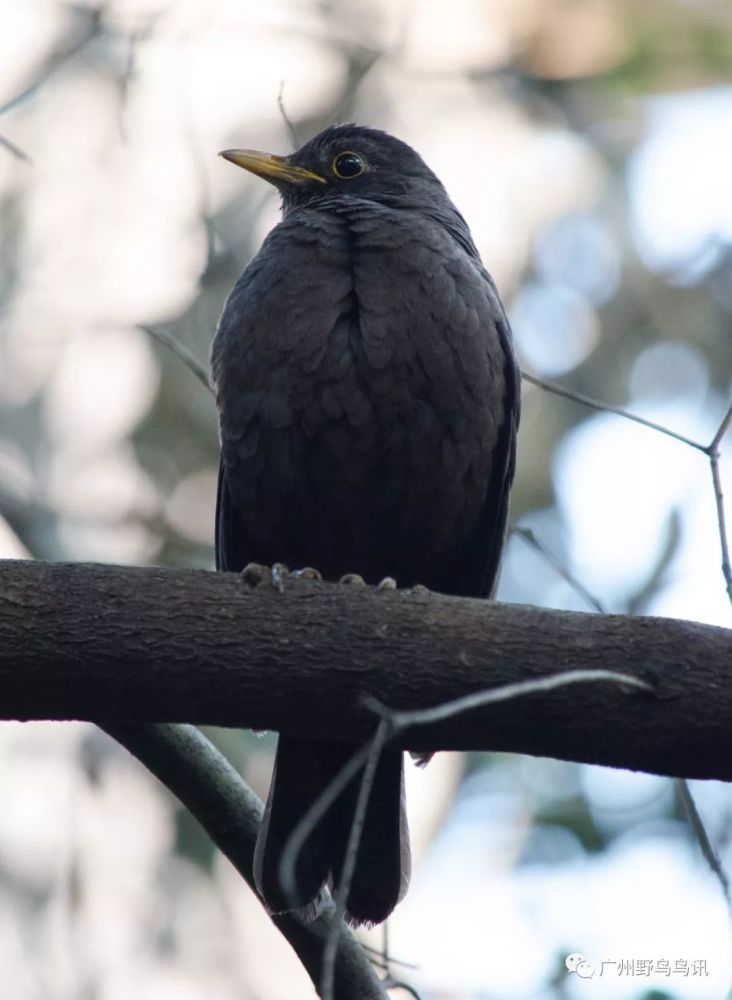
[0,558,730,779]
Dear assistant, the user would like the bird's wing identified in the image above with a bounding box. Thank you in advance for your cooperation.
[215,457,250,572]
[211,221,307,574]
[408,204,520,598]
[448,299,521,599]
[474,314,520,598]
[212,246,278,575]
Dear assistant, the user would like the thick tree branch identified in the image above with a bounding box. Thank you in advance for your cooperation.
[103,722,387,999]
[0,559,730,779]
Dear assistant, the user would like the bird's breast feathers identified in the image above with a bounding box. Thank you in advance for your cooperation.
[212,205,509,566]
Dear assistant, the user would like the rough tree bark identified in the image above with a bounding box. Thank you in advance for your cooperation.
[1,558,730,779]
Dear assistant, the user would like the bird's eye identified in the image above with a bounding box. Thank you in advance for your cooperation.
[332,151,366,179]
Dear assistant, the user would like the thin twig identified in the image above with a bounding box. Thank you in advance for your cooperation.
[513,527,606,614]
[330,48,382,123]
[522,371,705,452]
[279,740,376,908]
[625,507,682,616]
[708,402,732,454]
[380,979,424,999]
[322,718,392,1000]
[706,402,732,604]
[358,948,389,971]
[380,922,390,976]
[0,6,103,118]
[676,778,732,912]
[0,135,31,162]
[360,942,418,971]
[364,669,653,732]
[525,369,732,605]
[277,81,300,149]
[139,324,212,391]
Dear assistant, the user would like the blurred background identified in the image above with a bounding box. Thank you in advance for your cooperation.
[1,0,731,997]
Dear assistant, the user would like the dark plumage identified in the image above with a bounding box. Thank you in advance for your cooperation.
[212,124,520,925]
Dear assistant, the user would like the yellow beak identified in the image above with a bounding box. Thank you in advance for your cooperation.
[219,149,326,186]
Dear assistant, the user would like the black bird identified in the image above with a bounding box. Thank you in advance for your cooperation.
[212,124,520,926]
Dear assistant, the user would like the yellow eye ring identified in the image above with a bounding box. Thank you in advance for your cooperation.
[332,151,366,179]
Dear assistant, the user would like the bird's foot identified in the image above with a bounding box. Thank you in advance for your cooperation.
[338,574,397,590]
[291,566,323,581]
[240,562,290,593]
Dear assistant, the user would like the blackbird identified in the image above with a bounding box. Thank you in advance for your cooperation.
[212,124,520,925]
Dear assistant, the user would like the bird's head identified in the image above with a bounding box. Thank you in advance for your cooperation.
[219,124,448,213]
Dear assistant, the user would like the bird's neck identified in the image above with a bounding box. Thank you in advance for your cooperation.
[283,194,481,262]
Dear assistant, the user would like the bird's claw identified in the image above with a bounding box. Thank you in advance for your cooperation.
[242,566,395,592]
[241,563,268,588]
[240,562,290,593]
[291,566,323,581]
[338,574,396,589]
[271,562,289,592]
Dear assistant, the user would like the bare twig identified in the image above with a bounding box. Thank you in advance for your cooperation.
[277,81,300,149]
[322,718,392,1000]
[676,778,731,911]
[0,6,104,118]
[370,910,424,996]
[380,922,391,981]
[521,372,705,452]
[360,941,417,971]
[279,741,376,908]
[381,979,424,999]
[706,402,732,604]
[626,508,681,616]
[0,135,31,162]
[364,669,652,731]
[139,324,212,390]
[524,371,732,604]
[708,402,732,454]
[513,527,606,614]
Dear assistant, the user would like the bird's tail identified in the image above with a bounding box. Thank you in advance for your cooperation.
[253,736,410,926]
